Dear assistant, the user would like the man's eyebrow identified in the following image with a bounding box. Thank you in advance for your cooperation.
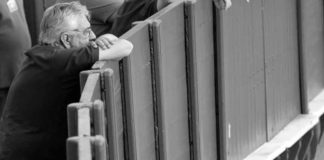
[72,26,91,32]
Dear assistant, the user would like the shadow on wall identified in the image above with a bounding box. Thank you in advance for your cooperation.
[274,115,324,160]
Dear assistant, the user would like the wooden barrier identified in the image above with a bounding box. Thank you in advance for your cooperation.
[216,0,301,159]
[121,21,157,160]
[24,0,324,159]
[184,0,217,159]
[150,1,191,159]
[67,0,217,160]
[69,67,120,160]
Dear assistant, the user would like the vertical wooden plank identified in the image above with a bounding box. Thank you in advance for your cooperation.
[67,103,92,137]
[151,2,190,159]
[92,63,125,160]
[120,22,157,160]
[93,100,106,137]
[184,0,199,160]
[215,5,227,160]
[218,0,267,159]
[186,0,218,159]
[101,68,120,160]
[263,0,301,139]
[151,19,165,160]
[91,135,108,160]
[296,0,308,114]
[298,0,324,102]
[67,137,92,160]
[94,63,126,160]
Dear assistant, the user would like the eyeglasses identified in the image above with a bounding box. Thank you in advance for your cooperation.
[69,27,93,37]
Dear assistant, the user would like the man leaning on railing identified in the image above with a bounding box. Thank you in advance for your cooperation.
[0,2,133,160]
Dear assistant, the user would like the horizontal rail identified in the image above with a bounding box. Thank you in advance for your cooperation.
[67,102,92,137]
[67,135,107,160]
[67,100,106,137]
[80,72,101,103]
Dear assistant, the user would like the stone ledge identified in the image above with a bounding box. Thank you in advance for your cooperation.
[244,114,319,160]
[244,89,324,160]
[309,90,324,117]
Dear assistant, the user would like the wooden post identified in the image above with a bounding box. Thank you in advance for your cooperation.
[67,103,92,137]
[184,0,199,160]
[150,19,165,160]
[91,135,108,160]
[93,100,106,137]
[66,136,92,160]
[101,68,119,160]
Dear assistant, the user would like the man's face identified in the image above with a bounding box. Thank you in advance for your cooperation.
[61,15,96,48]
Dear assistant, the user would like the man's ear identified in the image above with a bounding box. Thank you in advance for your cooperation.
[60,33,71,49]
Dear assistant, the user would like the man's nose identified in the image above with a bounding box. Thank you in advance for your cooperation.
[89,30,96,40]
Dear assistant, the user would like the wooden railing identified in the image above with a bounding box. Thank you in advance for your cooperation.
[63,0,324,159]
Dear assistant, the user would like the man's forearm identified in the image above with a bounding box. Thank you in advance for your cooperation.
[98,39,133,61]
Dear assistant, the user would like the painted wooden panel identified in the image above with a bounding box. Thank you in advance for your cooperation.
[189,0,217,159]
[67,103,91,137]
[218,0,267,159]
[90,62,125,160]
[150,2,190,160]
[299,0,324,102]
[120,22,157,160]
[93,100,106,137]
[98,68,119,160]
[263,0,301,139]
[102,65,125,160]
[66,136,92,160]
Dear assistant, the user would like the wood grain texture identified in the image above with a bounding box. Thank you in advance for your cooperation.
[298,0,324,102]
[120,22,157,160]
[219,0,267,159]
[150,2,191,160]
[191,0,217,159]
[263,0,301,139]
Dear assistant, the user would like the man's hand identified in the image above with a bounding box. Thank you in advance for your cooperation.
[98,39,133,61]
[213,0,232,10]
[95,34,119,50]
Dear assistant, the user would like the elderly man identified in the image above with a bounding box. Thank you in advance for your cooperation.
[0,2,133,160]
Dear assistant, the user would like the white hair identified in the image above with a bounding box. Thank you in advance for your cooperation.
[38,1,90,45]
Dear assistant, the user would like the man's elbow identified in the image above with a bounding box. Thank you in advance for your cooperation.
[120,39,133,57]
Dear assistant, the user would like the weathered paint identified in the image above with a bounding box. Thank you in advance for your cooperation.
[263,0,300,139]
[150,2,191,160]
[298,0,324,102]
[218,0,267,159]
[218,0,302,159]
[120,22,157,160]
[186,0,218,159]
